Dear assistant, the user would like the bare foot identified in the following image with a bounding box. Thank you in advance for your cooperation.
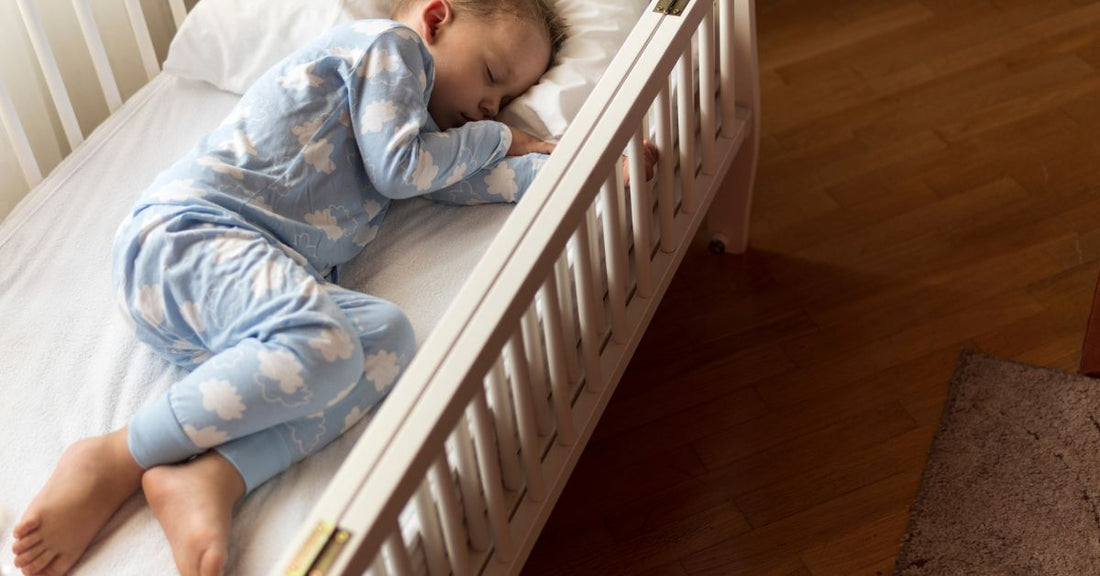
[11,428,143,575]
[142,452,245,576]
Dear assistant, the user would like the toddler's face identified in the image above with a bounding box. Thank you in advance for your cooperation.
[413,4,551,130]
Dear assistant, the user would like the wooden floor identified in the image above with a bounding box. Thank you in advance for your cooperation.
[521,0,1100,574]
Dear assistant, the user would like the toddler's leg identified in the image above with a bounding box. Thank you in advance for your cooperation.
[11,211,372,576]
[118,217,412,575]
[141,286,414,576]
[214,285,416,490]
[116,217,370,473]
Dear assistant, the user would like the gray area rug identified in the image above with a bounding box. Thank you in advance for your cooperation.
[895,351,1100,575]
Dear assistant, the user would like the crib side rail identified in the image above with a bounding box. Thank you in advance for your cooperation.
[278,0,760,574]
[0,0,177,203]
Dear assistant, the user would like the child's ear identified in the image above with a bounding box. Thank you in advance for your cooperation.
[419,0,452,45]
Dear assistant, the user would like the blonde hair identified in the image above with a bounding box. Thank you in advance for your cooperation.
[392,0,568,67]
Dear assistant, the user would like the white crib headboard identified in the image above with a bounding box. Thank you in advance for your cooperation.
[0,0,181,220]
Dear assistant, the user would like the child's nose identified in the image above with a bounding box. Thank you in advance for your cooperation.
[480,99,499,119]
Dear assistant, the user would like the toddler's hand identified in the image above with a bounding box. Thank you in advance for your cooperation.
[508,126,556,156]
[621,140,658,187]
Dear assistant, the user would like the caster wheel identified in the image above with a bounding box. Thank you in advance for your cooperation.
[708,239,726,254]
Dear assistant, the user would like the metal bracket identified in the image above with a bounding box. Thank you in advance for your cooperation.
[654,0,690,16]
[285,522,351,576]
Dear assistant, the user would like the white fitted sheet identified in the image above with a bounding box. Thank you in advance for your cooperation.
[0,73,512,575]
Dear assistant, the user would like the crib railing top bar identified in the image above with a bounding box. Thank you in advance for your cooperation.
[295,3,727,574]
[274,9,671,576]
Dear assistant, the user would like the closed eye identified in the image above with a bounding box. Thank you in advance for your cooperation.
[486,66,496,84]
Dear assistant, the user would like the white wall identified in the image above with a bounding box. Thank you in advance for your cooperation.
[0,0,178,221]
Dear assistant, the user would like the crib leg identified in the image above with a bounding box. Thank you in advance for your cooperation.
[707,0,760,255]
[705,134,757,254]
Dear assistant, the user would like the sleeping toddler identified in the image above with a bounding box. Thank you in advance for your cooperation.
[10,1,654,575]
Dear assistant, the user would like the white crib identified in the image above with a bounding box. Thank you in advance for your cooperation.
[0,0,759,574]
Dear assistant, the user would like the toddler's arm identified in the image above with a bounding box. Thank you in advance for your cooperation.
[349,27,514,200]
[425,125,556,205]
[425,153,548,206]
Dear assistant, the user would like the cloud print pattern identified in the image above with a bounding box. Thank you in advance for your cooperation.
[114,205,417,493]
[112,19,545,493]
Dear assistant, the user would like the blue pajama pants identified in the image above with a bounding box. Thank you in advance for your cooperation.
[111,204,415,493]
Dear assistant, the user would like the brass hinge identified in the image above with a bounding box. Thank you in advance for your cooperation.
[654,0,690,16]
[285,521,352,576]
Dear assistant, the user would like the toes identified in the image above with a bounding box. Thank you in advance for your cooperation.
[12,514,41,539]
[13,542,46,568]
[12,533,43,555]
[23,549,58,576]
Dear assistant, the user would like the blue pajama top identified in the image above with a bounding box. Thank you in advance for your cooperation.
[137,19,547,277]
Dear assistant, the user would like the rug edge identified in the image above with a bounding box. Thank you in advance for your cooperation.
[891,348,982,575]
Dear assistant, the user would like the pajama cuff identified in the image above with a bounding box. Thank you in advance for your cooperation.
[128,395,197,469]
[215,428,295,495]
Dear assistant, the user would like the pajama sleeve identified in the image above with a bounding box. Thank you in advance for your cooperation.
[425,153,549,206]
[349,27,514,200]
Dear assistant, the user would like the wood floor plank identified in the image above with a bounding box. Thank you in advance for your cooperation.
[762,1,934,71]
[797,507,912,576]
[696,401,917,486]
[678,472,922,575]
[843,556,898,576]
[731,425,935,528]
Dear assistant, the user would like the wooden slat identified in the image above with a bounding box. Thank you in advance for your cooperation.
[168,0,187,29]
[555,253,581,383]
[16,0,83,150]
[571,214,605,393]
[586,203,602,314]
[383,530,414,576]
[628,129,655,298]
[72,0,122,112]
[654,82,676,253]
[485,358,523,491]
[521,302,553,436]
[540,271,576,446]
[370,550,389,576]
[719,0,738,137]
[428,457,471,576]
[469,394,513,562]
[600,169,629,341]
[676,51,698,213]
[123,0,160,80]
[450,417,490,552]
[0,77,43,187]
[698,8,717,174]
[505,330,546,501]
[414,481,448,576]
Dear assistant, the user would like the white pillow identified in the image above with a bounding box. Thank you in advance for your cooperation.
[163,0,393,95]
[162,0,647,140]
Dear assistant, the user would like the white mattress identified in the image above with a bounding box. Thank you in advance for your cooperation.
[0,73,513,575]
